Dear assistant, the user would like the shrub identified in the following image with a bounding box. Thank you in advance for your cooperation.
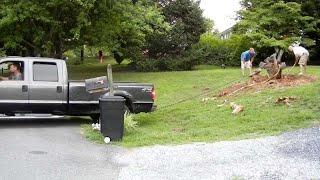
[63,50,77,59]
[134,50,202,72]
[124,114,138,133]
[192,33,252,67]
[112,51,125,65]
[135,58,162,72]
[0,49,6,57]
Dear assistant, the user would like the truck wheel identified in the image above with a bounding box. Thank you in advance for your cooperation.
[90,105,131,123]
[90,115,100,124]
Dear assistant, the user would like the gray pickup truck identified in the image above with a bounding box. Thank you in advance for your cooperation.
[0,57,156,121]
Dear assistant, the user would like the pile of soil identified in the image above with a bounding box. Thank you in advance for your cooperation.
[219,74,317,97]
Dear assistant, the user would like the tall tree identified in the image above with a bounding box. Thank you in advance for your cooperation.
[235,0,315,61]
[0,0,167,60]
[146,0,206,58]
[83,0,168,63]
[0,0,98,58]
[284,0,320,63]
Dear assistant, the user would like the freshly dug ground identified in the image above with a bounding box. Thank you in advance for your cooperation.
[219,74,318,97]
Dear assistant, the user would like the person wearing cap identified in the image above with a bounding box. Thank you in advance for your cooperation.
[288,45,309,75]
[240,48,256,76]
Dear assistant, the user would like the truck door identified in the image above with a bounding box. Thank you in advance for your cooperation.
[0,60,29,113]
[29,61,65,113]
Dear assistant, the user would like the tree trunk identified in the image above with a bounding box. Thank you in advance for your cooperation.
[276,49,284,62]
[265,62,282,79]
[54,38,63,59]
[80,45,84,62]
[259,49,286,79]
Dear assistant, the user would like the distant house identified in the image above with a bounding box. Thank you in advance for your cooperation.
[220,27,233,40]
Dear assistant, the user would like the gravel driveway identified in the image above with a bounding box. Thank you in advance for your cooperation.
[115,127,320,179]
[1,116,319,180]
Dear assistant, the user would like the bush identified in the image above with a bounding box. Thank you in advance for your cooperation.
[63,50,77,59]
[134,51,201,72]
[0,49,6,57]
[192,33,252,67]
[135,58,161,72]
[124,114,138,133]
[112,51,125,65]
[134,33,254,71]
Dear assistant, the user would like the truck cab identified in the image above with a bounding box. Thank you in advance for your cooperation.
[0,57,155,118]
[0,57,67,114]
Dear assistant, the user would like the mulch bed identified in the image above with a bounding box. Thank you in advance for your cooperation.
[218,74,318,97]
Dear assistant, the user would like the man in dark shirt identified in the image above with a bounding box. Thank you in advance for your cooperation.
[0,63,23,81]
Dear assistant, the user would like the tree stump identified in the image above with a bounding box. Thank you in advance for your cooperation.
[259,54,286,79]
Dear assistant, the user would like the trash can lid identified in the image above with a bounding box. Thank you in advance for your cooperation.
[99,95,125,101]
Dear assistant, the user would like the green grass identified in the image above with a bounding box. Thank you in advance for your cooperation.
[67,56,133,79]
[80,124,105,144]
[69,58,320,147]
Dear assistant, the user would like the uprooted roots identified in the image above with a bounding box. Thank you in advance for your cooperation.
[219,74,317,97]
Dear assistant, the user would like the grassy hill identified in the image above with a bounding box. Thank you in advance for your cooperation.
[69,58,320,147]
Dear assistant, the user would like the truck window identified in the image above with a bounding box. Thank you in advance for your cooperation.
[0,61,24,81]
[33,62,58,82]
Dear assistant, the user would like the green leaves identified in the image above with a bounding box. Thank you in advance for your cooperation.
[145,0,206,58]
[192,33,251,66]
[236,0,315,51]
[0,0,168,59]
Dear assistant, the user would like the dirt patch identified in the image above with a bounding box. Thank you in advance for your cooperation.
[219,74,317,97]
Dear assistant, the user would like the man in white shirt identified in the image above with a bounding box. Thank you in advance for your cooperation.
[288,45,309,75]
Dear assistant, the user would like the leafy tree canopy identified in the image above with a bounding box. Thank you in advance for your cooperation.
[0,0,167,59]
[145,0,206,58]
[235,0,315,50]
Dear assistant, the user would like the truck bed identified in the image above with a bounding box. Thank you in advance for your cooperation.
[67,81,155,115]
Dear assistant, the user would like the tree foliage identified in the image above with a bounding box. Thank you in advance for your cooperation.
[284,0,320,63]
[84,0,169,62]
[145,0,206,58]
[192,33,251,66]
[0,0,97,58]
[235,0,315,55]
[0,0,167,60]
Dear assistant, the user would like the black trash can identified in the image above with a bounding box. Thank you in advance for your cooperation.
[99,95,125,141]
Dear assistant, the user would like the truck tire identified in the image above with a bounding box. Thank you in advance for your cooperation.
[90,114,100,124]
[90,105,131,123]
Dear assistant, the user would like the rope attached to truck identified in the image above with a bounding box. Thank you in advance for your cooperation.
[157,76,247,110]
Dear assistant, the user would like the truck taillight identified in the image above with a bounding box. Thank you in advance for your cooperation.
[151,88,156,101]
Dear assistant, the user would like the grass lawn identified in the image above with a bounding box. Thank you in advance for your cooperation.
[69,58,320,147]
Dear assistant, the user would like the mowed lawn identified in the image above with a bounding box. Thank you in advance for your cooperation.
[68,58,320,147]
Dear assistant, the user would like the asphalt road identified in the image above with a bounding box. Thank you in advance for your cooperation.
[0,117,124,180]
[1,117,320,180]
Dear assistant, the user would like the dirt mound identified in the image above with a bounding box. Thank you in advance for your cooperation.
[219,74,317,97]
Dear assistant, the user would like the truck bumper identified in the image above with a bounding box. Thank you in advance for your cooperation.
[132,103,156,113]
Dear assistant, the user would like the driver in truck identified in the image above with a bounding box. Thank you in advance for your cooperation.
[0,62,23,81]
